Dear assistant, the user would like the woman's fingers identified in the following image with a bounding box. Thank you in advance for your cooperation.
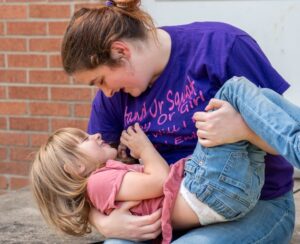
[196,129,209,139]
[131,208,162,240]
[198,138,216,147]
[136,220,162,240]
[205,98,225,111]
[116,205,162,241]
[193,111,211,122]
[119,200,141,211]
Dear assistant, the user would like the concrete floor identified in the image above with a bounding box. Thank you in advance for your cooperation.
[292,180,300,243]
[0,182,300,244]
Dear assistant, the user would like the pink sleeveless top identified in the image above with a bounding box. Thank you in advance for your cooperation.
[87,159,185,244]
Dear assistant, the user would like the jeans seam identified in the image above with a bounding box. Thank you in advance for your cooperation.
[253,210,289,244]
[233,93,295,154]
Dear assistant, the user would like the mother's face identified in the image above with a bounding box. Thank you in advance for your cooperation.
[73,62,151,98]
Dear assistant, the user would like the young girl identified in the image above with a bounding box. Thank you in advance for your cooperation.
[31,77,300,244]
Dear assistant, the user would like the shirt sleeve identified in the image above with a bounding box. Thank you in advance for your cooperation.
[87,168,128,214]
[224,35,290,94]
[87,91,124,143]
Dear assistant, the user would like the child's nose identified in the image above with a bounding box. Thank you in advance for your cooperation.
[91,133,101,140]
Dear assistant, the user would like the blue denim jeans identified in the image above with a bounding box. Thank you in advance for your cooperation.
[184,75,300,220]
[172,190,295,244]
[184,141,265,220]
[104,191,295,244]
[217,76,300,167]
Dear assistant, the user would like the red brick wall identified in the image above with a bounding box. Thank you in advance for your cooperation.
[0,0,101,193]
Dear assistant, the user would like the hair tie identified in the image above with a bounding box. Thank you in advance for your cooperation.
[105,0,115,7]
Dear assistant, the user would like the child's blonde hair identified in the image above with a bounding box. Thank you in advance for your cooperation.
[30,128,97,236]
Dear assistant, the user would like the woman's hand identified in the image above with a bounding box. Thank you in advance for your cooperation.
[89,201,162,241]
[193,98,252,147]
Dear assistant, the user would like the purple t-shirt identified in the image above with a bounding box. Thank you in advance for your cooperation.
[88,22,293,200]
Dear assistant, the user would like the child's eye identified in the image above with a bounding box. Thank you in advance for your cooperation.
[82,136,89,143]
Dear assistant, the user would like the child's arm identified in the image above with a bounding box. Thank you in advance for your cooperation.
[116,123,170,201]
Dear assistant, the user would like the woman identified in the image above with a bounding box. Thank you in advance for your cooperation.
[61,0,295,243]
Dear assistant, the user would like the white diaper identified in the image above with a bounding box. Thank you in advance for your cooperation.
[179,181,227,225]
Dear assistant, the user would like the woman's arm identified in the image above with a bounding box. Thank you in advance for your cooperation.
[89,203,162,240]
[118,123,170,200]
[194,99,278,154]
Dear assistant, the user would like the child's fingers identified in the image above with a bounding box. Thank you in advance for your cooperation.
[121,130,130,142]
[134,123,143,134]
[127,126,135,136]
[120,137,127,146]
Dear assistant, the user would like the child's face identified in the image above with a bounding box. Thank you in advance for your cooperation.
[78,133,117,171]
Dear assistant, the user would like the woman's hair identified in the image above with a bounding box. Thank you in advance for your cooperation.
[30,128,97,236]
[61,0,155,74]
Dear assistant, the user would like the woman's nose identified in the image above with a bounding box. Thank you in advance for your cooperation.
[102,87,114,97]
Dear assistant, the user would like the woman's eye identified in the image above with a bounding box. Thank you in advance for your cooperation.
[97,79,104,86]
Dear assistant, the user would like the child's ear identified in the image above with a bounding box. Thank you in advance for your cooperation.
[63,163,86,175]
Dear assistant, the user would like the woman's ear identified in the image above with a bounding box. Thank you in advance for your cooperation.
[64,163,86,175]
[110,41,131,61]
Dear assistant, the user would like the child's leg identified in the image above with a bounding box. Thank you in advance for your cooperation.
[183,140,265,222]
[260,88,300,123]
[215,76,300,167]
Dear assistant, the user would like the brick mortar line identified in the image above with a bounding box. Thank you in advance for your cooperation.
[1,18,72,21]
[0,130,50,135]
[1,36,64,38]
[26,69,29,84]
[3,113,90,118]
[2,34,65,38]
[4,51,62,54]
[0,175,30,180]
[0,102,93,106]
[0,114,89,119]
[1,1,98,5]
[0,83,90,87]
[0,68,65,71]
[4,53,7,69]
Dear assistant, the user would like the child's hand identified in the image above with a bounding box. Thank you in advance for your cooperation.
[120,123,153,159]
[117,143,128,160]
[116,143,139,164]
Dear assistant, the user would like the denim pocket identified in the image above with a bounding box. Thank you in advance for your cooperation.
[184,158,206,182]
[218,151,251,194]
